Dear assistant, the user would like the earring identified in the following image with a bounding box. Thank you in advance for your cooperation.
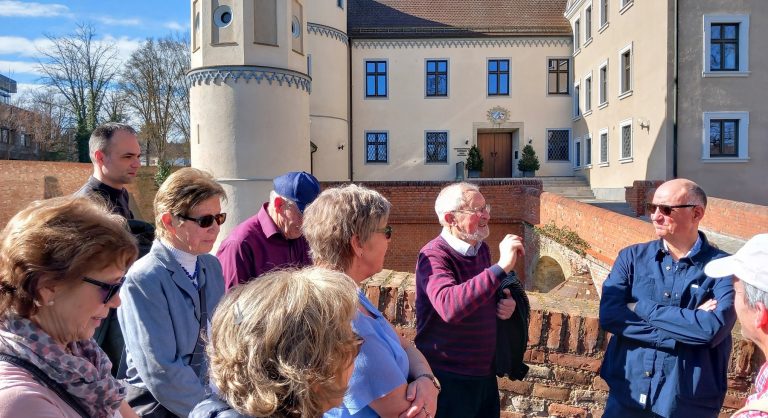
[47,300,55,306]
[33,300,41,307]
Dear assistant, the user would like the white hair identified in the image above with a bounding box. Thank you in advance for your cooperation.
[434,182,480,227]
[269,190,295,207]
[743,280,768,310]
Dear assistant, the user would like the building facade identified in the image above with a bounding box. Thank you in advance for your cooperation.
[566,0,767,204]
[189,0,766,241]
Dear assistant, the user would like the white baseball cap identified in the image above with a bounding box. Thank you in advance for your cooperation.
[705,234,768,292]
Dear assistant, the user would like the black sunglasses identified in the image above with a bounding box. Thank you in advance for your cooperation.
[82,276,125,304]
[376,225,393,240]
[177,213,227,228]
[646,203,697,216]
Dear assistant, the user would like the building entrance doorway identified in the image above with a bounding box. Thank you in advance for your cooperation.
[477,132,513,178]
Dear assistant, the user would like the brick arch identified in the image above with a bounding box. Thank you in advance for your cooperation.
[532,255,566,292]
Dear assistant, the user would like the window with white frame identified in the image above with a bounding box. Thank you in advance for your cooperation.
[619,43,632,96]
[365,131,388,163]
[599,129,608,164]
[620,0,633,11]
[619,119,632,160]
[425,131,448,163]
[599,0,608,28]
[547,129,571,162]
[584,74,592,112]
[574,18,580,52]
[585,5,593,43]
[599,61,608,105]
[574,137,582,168]
[703,15,749,75]
[548,58,570,95]
[573,82,580,118]
[702,112,749,160]
[585,133,592,166]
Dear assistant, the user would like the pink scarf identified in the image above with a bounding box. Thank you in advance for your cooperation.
[0,315,125,417]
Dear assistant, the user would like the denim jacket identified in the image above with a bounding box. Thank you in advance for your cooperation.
[599,232,736,418]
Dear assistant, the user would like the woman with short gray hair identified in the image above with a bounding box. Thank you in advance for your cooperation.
[303,184,440,418]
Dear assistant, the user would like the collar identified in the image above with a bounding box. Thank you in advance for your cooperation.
[89,176,126,195]
[662,234,703,259]
[257,202,283,239]
[440,227,482,256]
[159,239,198,275]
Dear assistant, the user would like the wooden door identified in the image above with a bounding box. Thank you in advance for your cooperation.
[477,133,495,178]
[476,132,512,178]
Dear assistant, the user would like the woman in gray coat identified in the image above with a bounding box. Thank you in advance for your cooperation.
[118,168,228,417]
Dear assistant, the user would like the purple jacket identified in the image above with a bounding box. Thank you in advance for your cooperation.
[216,203,312,290]
[415,235,505,376]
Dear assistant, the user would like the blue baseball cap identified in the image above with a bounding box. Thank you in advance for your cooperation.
[273,171,321,212]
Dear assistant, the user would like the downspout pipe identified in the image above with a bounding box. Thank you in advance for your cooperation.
[673,0,679,178]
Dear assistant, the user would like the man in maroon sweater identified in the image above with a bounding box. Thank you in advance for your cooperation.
[415,182,524,418]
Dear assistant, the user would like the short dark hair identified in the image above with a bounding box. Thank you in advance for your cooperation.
[89,122,137,158]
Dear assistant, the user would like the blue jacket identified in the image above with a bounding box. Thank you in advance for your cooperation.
[599,232,736,418]
[118,240,225,417]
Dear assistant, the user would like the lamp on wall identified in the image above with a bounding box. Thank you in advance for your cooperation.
[639,118,650,131]
[337,143,345,150]
[527,137,533,145]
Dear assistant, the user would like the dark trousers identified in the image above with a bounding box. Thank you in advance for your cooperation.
[604,394,664,418]
[433,370,500,418]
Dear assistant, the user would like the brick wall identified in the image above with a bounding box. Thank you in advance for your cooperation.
[0,160,159,229]
[366,270,760,418]
[326,180,540,276]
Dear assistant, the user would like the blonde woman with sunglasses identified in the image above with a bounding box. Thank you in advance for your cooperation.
[118,168,228,417]
[302,184,439,418]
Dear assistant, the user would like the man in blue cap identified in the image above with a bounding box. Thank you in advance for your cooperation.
[217,171,321,290]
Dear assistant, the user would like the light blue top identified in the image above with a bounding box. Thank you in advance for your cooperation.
[324,290,409,418]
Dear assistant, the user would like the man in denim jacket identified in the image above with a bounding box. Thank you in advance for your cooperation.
[599,179,736,417]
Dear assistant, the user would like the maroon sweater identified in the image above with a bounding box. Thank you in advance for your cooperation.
[414,235,505,376]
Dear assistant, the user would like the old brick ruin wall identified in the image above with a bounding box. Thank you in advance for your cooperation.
[3,162,768,416]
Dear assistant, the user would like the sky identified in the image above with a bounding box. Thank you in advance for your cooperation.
[0,0,190,96]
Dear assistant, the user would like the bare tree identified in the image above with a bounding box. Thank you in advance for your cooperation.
[119,36,189,165]
[101,89,129,123]
[37,23,119,162]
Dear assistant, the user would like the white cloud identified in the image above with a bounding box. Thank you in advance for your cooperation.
[96,16,142,27]
[100,35,143,62]
[14,82,47,96]
[0,60,42,76]
[0,36,54,58]
[0,0,69,17]
[164,21,187,31]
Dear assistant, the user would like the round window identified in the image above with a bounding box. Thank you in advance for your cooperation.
[213,5,233,28]
[291,16,301,38]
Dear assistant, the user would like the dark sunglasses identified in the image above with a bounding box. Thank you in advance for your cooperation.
[82,276,125,304]
[646,203,697,216]
[375,225,393,240]
[177,213,227,228]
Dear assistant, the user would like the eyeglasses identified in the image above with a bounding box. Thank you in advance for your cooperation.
[375,225,393,240]
[82,276,125,304]
[454,204,491,216]
[177,213,227,228]
[646,203,697,216]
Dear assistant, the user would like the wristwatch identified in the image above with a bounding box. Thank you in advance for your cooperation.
[415,373,442,393]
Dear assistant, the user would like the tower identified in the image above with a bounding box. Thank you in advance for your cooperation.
[305,1,350,180]
[189,0,312,242]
